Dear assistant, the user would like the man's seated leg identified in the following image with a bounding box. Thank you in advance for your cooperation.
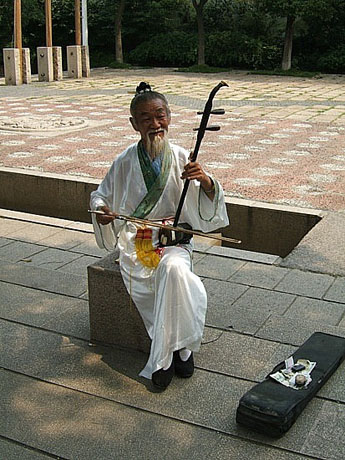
[147,247,206,380]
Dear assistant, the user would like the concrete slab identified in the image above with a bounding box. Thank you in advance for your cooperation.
[0,237,12,248]
[202,279,249,328]
[0,240,47,262]
[8,222,62,243]
[0,260,87,297]
[69,239,107,257]
[324,276,345,303]
[38,227,94,250]
[0,281,88,329]
[0,369,309,460]
[0,438,53,459]
[280,212,345,276]
[42,302,90,340]
[228,262,290,289]
[284,296,345,325]
[0,217,28,237]
[192,251,207,264]
[205,245,282,265]
[275,269,335,298]
[194,254,246,280]
[57,254,100,276]
[296,401,345,460]
[199,329,296,381]
[1,321,343,459]
[232,286,296,315]
[17,247,82,270]
[256,314,345,346]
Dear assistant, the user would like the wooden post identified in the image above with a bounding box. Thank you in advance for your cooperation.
[45,0,53,47]
[75,0,81,46]
[14,0,22,50]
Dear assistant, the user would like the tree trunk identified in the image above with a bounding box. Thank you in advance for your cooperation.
[281,15,295,70]
[192,0,208,66]
[115,0,126,63]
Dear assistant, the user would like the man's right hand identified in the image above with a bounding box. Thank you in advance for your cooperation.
[96,206,117,225]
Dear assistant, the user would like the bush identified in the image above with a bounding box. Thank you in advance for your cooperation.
[206,32,281,70]
[177,64,229,73]
[317,47,345,74]
[206,32,240,68]
[237,38,281,70]
[128,31,197,67]
[89,49,115,68]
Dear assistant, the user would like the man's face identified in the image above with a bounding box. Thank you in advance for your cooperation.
[130,98,171,149]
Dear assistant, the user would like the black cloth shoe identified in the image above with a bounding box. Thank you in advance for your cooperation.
[173,351,194,378]
[152,362,174,390]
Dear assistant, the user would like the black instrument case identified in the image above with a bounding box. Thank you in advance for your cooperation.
[236,332,345,437]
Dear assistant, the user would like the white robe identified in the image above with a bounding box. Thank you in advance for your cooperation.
[90,142,229,379]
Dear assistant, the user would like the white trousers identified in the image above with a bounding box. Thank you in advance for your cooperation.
[120,246,207,379]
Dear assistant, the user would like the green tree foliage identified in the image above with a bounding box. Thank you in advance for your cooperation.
[129,31,197,67]
[0,0,344,74]
[259,0,345,70]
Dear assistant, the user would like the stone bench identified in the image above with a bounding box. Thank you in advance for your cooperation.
[87,251,151,353]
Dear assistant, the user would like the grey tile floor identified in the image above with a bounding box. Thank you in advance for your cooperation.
[1,212,345,459]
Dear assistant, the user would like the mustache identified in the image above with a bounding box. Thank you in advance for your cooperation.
[148,129,164,135]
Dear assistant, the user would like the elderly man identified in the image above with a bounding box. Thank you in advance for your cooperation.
[90,82,229,390]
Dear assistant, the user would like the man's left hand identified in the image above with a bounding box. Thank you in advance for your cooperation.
[181,161,215,197]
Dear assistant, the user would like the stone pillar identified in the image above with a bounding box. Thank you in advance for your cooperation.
[37,46,54,82]
[81,45,90,77]
[52,46,63,81]
[3,48,22,85]
[22,48,32,84]
[67,45,82,79]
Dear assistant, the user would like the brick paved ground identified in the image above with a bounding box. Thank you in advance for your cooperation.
[0,68,344,211]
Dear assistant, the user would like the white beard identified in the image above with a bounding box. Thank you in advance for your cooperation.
[146,130,168,159]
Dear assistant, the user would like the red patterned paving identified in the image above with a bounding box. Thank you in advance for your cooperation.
[0,98,344,211]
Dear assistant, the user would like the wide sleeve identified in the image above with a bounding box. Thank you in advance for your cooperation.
[182,177,229,233]
[90,162,118,251]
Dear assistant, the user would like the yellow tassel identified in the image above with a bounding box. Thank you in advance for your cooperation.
[135,226,160,269]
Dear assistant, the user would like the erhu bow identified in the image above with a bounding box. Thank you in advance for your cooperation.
[173,80,229,227]
[88,210,240,245]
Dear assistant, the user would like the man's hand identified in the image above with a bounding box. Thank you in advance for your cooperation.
[181,160,215,199]
[96,206,117,225]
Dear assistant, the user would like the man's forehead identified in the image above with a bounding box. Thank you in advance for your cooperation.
[136,100,168,116]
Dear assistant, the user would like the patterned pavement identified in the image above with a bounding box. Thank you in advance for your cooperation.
[0,68,345,211]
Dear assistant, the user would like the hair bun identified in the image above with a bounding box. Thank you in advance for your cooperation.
[136,82,151,95]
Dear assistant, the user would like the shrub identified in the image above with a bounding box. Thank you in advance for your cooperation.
[317,47,345,74]
[206,32,281,70]
[177,64,229,73]
[206,31,240,68]
[128,31,197,67]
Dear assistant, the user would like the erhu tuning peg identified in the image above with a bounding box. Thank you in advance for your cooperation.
[197,108,225,115]
[193,125,220,132]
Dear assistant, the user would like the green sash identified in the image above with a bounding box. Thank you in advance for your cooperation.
[132,141,172,219]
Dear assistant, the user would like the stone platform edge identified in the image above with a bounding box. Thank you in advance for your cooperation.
[3,166,341,274]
